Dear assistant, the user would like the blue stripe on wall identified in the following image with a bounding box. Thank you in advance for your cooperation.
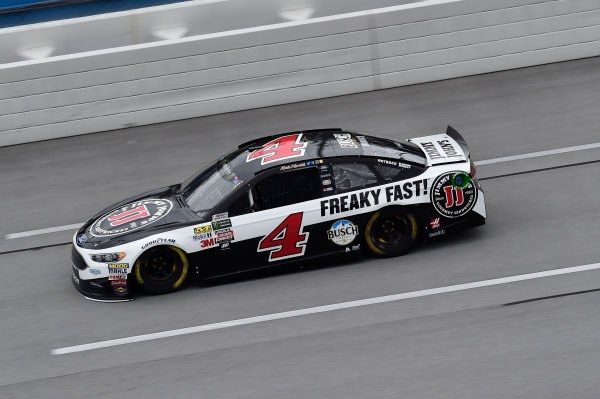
[0,0,191,28]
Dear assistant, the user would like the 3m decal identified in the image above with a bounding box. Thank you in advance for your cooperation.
[200,238,217,248]
[258,213,309,262]
[431,172,477,218]
[246,134,307,165]
[334,133,358,149]
[194,225,212,235]
[90,199,173,237]
[327,220,358,246]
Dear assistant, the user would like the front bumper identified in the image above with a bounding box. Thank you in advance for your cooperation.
[71,246,133,302]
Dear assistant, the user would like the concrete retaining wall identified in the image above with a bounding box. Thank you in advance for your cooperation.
[1,0,599,146]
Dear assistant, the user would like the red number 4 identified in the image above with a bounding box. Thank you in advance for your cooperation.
[246,134,307,165]
[258,213,309,262]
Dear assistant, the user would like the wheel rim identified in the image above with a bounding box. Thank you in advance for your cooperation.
[140,248,182,285]
[370,214,408,249]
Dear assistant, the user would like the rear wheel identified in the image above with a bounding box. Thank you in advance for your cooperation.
[364,208,419,257]
[134,246,189,295]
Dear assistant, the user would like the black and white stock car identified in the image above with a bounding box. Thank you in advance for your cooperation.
[71,127,486,301]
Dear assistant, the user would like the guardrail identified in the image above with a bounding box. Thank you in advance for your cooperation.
[1,0,599,147]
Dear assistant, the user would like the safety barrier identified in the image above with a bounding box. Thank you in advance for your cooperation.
[1,0,599,147]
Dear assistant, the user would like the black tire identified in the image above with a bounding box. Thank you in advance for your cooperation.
[364,208,420,257]
[134,245,189,295]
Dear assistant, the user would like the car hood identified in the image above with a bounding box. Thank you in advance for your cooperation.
[76,185,199,250]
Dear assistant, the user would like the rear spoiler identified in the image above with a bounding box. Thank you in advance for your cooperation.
[445,126,470,160]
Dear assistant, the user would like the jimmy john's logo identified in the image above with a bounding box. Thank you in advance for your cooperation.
[327,220,358,246]
[91,199,173,237]
[431,172,477,218]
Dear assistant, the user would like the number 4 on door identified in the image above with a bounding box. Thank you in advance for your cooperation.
[258,213,309,262]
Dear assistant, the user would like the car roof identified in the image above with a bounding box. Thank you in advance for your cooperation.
[233,128,423,176]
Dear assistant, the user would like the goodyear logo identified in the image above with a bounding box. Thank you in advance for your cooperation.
[194,225,212,235]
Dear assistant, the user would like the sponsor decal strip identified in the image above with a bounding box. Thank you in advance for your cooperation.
[51,262,600,355]
[7,142,600,240]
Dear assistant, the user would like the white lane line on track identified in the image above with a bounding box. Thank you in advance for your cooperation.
[474,142,600,166]
[7,141,600,241]
[51,262,600,355]
[4,223,82,240]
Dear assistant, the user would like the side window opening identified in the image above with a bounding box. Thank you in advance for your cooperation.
[373,161,425,182]
[228,191,252,217]
[332,163,377,193]
[373,165,401,181]
[253,167,320,211]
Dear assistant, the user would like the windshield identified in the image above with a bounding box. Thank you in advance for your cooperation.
[181,157,244,216]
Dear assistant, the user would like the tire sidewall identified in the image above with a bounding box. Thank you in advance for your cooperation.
[134,245,189,295]
[364,207,420,257]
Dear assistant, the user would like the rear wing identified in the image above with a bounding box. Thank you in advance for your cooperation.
[408,125,470,166]
[445,126,470,160]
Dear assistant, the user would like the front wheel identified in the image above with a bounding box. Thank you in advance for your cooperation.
[134,246,189,295]
[364,208,419,257]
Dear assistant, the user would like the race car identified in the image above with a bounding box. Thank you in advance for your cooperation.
[71,127,486,301]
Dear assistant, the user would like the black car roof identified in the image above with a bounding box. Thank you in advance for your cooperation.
[232,128,424,176]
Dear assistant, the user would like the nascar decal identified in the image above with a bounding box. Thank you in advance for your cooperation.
[320,178,428,216]
[91,199,173,237]
[258,213,309,262]
[246,134,307,165]
[431,172,477,218]
[327,220,358,246]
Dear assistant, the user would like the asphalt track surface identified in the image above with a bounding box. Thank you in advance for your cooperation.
[2,56,600,398]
